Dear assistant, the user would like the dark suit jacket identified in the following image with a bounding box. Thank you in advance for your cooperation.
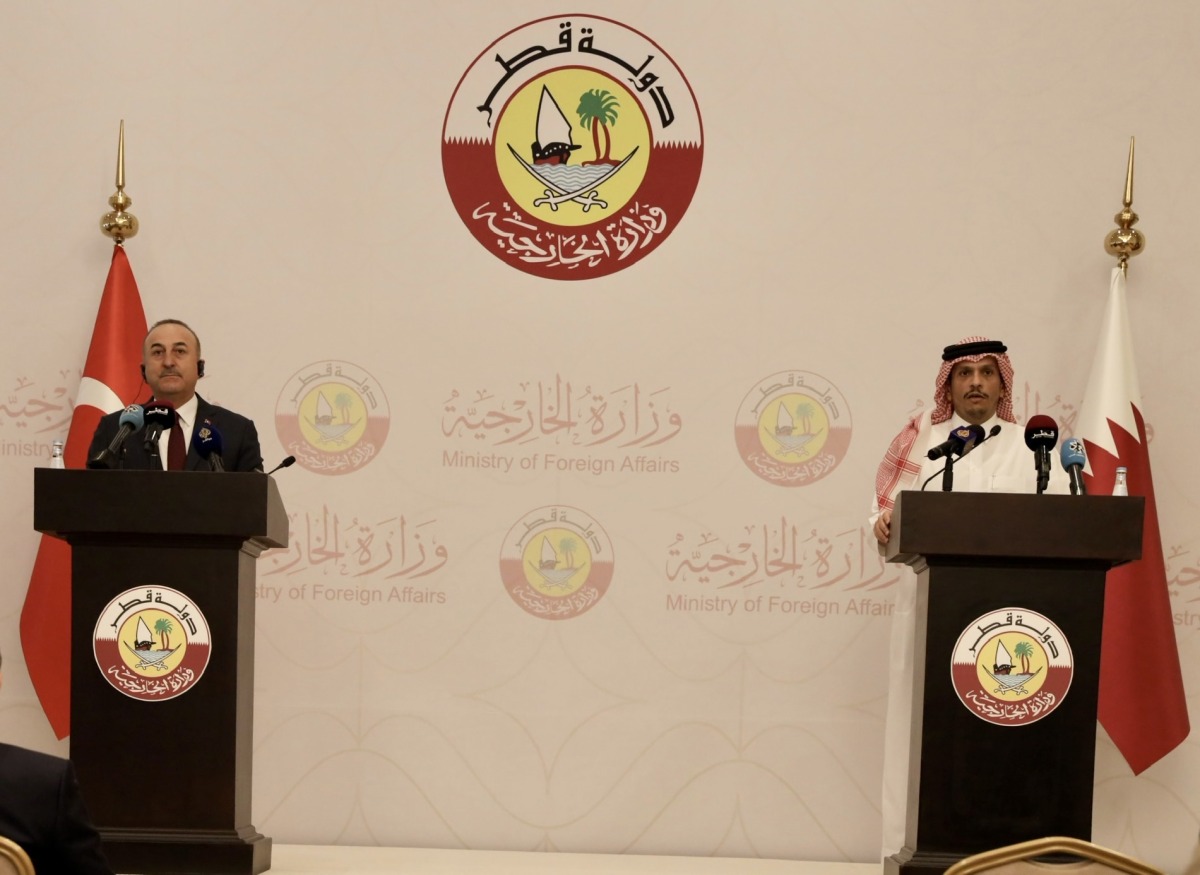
[0,743,113,875]
[87,394,264,472]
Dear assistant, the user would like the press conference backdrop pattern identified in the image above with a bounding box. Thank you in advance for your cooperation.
[2,2,1198,870]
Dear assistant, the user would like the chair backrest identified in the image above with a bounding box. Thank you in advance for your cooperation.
[944,836,1161,875]
[0,837,34,875]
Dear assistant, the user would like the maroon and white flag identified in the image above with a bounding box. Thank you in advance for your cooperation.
[1077,266,1189,774]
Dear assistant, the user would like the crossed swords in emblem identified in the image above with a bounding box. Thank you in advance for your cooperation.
[506,145,639,212]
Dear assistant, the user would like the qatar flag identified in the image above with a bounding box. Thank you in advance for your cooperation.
[21,245,148,738]
[1077,266,1189,774]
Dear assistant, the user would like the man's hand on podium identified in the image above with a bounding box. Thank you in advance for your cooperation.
[874,509,892,545]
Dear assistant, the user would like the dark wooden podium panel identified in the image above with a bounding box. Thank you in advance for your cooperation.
[35,469,287,875]
[887,492,1144,567]
[35,468,288,543]
[882,492,1143,875]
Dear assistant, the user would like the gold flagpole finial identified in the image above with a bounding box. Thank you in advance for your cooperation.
[100,120,139,244]
[1104,136,1143,273]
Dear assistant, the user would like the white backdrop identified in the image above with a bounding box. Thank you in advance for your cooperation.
[1,2,1198,870]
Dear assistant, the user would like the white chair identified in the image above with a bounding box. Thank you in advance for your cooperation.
[0,837,33,875]
[944,836,1161,875]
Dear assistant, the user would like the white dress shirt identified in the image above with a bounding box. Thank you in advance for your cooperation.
[154,394,199,470]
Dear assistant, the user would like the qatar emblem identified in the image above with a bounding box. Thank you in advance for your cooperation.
[951,608,1074,727]
[500,506,614,619]
[443,15,703,279]
[276,360,390,475]
[734,371,852,486]
[94,587,211,702]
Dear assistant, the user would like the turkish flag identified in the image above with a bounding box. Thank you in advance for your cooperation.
[21,245,148,738]
[1078,267,1189,773]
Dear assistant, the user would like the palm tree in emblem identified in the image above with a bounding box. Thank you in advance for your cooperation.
[532,536,577,587]
[796,401,815,435]
[1013,640,1034,675]
[558,535,579,570]
[311,391,355,442]
[577,89,620,166]
[767,402,820,457]
[506,87,639,212]
[154,617,174,650]
[335,391,354,424]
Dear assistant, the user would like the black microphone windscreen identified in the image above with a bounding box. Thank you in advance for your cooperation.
[927,426,968,460]
[1024,414,1059,450]
[192,420,224,457]
[143,401,177,429]
[964,423,986,447]
[264,455,297,476]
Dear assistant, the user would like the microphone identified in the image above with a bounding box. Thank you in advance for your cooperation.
[920,424,996,492]
[957,424,1000,461]
[958,423,986,454]
[264,455,296,476]
[141,401,177,460]
[1060,437,1087,495]
[87,404,144,469]
[192,420,226,472]
[1024,414,1059,494]
[927,424,976,460]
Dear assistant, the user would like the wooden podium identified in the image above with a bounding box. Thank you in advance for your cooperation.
[883,491,1143,875]
[34,468,288,875]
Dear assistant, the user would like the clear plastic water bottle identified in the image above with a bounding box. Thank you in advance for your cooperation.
[49,439,65,469]
[1112,466,1128,496]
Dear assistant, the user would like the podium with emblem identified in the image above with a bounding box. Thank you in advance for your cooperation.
[33,468,288,875]
[882,490,1144,875]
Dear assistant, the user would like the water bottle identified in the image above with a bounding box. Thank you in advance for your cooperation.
[49,439,65,469]
[1112,466,1128,496]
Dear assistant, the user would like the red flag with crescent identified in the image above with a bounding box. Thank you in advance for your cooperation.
[21,245,147,738]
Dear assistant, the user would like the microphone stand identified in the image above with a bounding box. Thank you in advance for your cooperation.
[920,427,997,494]
[1036,449,1050,495]
[941,454,956,492]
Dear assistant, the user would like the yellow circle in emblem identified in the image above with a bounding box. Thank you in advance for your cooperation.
[523,527,593,596]
[975,632,1049,698]
[758,393,831,460]
[297,382,368,451]
[118,609,187,676]
[494,70,651,227]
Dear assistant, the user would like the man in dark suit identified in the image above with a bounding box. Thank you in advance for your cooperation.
[0,651,114,874]
[87,318,264,472]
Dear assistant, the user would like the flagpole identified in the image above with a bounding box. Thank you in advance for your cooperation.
[21,122,150,738]
[1103,136,1143,275]
[100,119,138,244]
[1083,136,1191,774]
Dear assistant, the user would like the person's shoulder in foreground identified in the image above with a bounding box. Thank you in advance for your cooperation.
[0,650,114,874]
